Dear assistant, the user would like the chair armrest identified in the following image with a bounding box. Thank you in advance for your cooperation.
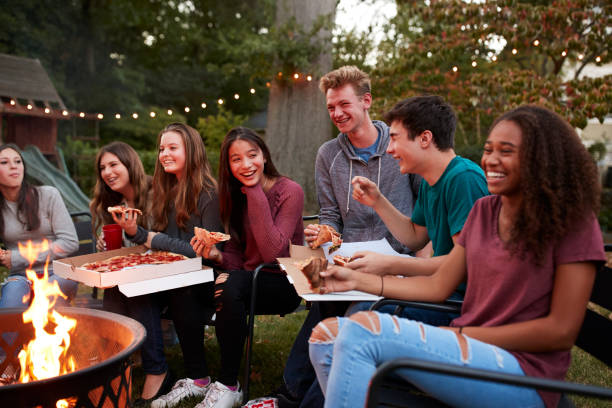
[302,215,319,221]
[366,358,612,408]
[369,298,462,315]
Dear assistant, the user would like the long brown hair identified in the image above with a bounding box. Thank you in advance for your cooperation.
[218,127,281,236]
[90,142,151,233]
[151,123,217,230]
[491,105,600,262]
[0,144,40,235]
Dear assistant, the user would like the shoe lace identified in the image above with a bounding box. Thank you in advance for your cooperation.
[158,379,192,402]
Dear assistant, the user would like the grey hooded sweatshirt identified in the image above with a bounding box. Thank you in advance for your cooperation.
[314,120,421,254]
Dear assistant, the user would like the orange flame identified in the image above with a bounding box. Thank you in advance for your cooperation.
[16,240,77,407]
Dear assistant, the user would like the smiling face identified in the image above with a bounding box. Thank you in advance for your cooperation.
[325,84,371,135]
[0,148,24,193]
[387,120,421,174]
[99,152,130,194]
[159,131,187,179]
[228,139,266,187]
[481,120,523,197]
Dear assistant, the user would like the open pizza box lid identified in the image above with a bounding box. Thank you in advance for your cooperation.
[278,244,383,302]
[53,245,205,288]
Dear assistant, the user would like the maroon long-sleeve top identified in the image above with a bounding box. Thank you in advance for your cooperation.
[220,177,304,271]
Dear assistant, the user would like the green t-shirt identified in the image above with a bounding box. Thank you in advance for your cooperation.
[412,156,489,257]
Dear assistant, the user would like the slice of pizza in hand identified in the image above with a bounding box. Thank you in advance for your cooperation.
[107,205,143,216]
[311,225,343,253]
[333,254,352,266]
[194,227,231,257]
[294,256,328,293]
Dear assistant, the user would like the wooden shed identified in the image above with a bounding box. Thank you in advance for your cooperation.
[0,53,74,162]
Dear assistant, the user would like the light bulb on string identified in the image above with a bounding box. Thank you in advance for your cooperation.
[184,107,190,113]
[150,111,156,118]
[250,88,255,94]
[307,75,312,81]
[471,61,477,67]
[562,50,567,57]
[512,48,518,55]
[132,113,139,119]
[578,54,584,60]
[9,99,16,106]
[492,55,498,62]
[293,73,299,79]
[79,112,85,118]
[595,56,601,63]
[44,108,50,114]
[115,113,121,119]
[97,113,104,120]
[533,39,540,46]
[167,109,173,115]
[218,99,224,105]
[452,66,458,72]
[234,94,239,100]
[27,104,33,110]
[62,110,69,116]
[201,102,207,109]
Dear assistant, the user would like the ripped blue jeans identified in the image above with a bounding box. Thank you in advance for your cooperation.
[309,312,544,408]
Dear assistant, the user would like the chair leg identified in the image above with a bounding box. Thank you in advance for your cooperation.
[243,266,261,403]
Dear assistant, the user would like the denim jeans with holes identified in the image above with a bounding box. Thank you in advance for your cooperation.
[0,274,78,308]
[309,312,544,408]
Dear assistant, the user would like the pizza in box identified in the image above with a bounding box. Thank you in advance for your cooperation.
[81,251,188,272]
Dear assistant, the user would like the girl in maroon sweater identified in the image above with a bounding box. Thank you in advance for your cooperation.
[192,127,303,407]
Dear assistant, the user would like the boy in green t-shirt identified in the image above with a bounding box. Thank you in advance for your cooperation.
[343,95,489,319]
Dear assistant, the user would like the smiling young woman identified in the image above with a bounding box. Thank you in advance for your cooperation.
[190,127,304,408]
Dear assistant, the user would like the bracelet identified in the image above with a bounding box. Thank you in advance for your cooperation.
[459,326,463,334]
[379,275,384,297]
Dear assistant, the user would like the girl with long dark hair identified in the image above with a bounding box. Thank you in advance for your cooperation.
[191,127,303,408]
[0,144,78,308]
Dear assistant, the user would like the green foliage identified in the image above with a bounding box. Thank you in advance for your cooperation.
[58,139,99,198]
[599,189,612,233]
[196,107,247,175]
[588,141,607,162]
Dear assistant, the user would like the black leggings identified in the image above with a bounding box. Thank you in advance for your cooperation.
[215,270,301,385]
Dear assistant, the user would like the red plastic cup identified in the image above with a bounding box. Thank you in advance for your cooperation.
[102,224,123,251]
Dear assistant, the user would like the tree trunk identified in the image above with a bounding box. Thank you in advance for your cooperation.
[265,0,336,213]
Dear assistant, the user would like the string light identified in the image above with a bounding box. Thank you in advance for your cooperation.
[79,112,85,118]
[452,66,458,72]
[218,98,224,105]
[596,56,601,63]
[27,104,33,110]
[533,39,540,46]
[167,109,173,115]
[201,102,207,109]
[115,113,121,119]
[62,110,69,116]
[97,113,104,119]
[277,72,283,77]
[250,88,256,94]
[307,75,312,81]
[234,94,240,100]
[150,111,156,117]
[44,107,50,114]
[512,48,518,55]
[293,73,299,79]
[132,113,139,119]
[184,107,190,113]
[266,82,271,87]
[471,61,477,67]
[491,55,498,62]
[9,99,16,106]
[562,50,567,57]
[578,54,584,60]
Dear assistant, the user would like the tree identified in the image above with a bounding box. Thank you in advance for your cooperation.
[367,0,611,151]
[265,0,337,211]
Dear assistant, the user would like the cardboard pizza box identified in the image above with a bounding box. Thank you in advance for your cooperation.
[53,245,204,288]
[278,244,383,302]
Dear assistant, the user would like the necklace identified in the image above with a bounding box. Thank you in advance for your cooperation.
[262,177,269,191]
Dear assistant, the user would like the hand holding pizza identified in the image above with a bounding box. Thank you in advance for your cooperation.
[319,264,358,294]
[190,227,230,263]
[109,206,141,236]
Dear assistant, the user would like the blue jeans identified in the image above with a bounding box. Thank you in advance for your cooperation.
[309,312,544,408]
[0,274,78,308]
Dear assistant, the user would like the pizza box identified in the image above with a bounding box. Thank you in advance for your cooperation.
[278,243,383,302]
[118,268,214,297]
[53,245,203,288]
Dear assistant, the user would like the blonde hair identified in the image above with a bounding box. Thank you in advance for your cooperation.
[319,65,371,97]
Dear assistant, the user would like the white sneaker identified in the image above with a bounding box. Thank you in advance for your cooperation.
[196,381,243,408]
[151,378,210,408]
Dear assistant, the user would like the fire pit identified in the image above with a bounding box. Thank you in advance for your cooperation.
[0,306,145,408]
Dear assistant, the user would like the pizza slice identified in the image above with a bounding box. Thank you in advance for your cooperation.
[194,227,231,257]
[107,205,143,216]
[332,254,352,266]
[311,225,342,253]
[294,256,328,293]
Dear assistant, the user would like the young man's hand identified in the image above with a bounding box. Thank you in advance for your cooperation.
[304,223,321,248]
[346,251,391,276]
[351,176,382,208]
[319,265,358,293]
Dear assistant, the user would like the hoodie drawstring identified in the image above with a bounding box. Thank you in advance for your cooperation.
[346,160,353,214]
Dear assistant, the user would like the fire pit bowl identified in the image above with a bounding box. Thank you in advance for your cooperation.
[0,306,145,408]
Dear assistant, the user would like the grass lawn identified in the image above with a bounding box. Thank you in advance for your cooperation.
[128,303,612,408]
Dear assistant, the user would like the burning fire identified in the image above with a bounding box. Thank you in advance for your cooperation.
[16,240,77,407]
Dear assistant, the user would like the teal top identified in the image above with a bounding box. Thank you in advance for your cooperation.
[352,131,381,162]
[412,156,489,257]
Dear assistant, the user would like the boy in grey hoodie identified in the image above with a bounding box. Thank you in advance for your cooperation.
[265,67,421,408]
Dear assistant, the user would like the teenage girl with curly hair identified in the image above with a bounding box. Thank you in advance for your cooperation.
[309,105,605,408]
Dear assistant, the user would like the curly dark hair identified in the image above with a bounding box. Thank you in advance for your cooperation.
[492,105,600,263]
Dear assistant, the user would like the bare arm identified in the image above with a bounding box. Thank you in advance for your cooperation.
[352,176,429,250]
